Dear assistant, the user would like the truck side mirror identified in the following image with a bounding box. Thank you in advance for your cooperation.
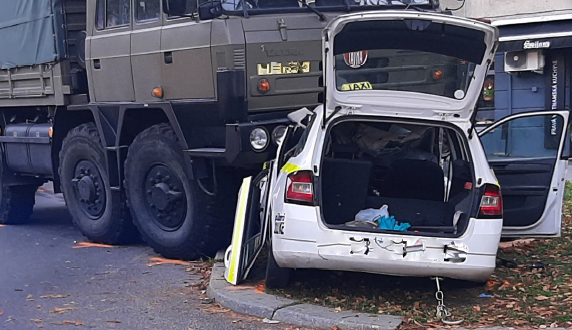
[198,1,223,20]
[163,0,187,16]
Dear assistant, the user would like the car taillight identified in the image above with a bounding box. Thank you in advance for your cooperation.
[286,171,314,204]
[479,184,502,217]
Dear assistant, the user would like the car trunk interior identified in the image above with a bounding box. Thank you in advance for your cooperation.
[319,119,476,237]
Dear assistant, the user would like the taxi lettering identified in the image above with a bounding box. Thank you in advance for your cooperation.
[341,81,373,91]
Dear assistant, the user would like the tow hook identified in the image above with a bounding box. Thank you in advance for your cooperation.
[443,242,468,262]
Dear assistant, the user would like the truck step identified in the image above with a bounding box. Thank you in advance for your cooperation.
[184,148,226,158]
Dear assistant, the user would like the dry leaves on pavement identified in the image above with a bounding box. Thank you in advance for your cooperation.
[147,257,190,266]
[40,294,70,299]
[72,242,116,249]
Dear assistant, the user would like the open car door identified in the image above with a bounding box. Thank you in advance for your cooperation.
[224,171,269,285]
[224,126,295,285]
[479,111,570,237]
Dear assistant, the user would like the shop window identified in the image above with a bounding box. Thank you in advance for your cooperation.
[478,75,495,110]
[136,0,161,22]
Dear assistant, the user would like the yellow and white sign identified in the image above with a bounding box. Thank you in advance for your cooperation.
[257,61,311,75]
[224,176,252,285]
[341,81,373,91]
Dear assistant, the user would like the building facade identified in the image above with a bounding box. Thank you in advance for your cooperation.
[442,0,572,122]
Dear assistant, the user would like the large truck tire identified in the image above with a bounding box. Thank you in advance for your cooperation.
[59,123,135,244]
[124,123,238,260]
[0,182,37,225]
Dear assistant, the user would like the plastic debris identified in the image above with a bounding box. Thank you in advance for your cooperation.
[478,293,493,298]
[378,215,411,231]
[262,318,280,324]
[355,205,389,222]
[354,205,411,231]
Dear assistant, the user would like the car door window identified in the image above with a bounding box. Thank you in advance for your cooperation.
[136,0,161,22]
[166,0,197,18]
[480,114,564,161]
[95,0,105,30]
[106,0,131,27]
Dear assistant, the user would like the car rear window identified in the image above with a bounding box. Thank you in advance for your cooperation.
[333,19,487,99]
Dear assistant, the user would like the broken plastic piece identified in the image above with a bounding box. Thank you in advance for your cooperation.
[478,293,493,298]
[262,318,280,324]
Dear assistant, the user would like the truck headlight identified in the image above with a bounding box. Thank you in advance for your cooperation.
[272,125,287,145]
[250,127,269,151]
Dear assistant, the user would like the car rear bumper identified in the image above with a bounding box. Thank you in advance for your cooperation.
[272,205,502,282]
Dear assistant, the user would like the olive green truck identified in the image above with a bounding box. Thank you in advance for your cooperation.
[0,0,439,260]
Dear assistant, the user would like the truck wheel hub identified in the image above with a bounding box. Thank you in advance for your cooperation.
[150,183,172,211]
[73,160,105,219]
[78,176,96,202]
[144,165,186,231]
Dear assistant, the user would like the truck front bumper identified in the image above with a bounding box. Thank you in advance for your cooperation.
[224,117,291,166]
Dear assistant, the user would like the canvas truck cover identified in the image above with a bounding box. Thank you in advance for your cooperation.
[0,0,66,69]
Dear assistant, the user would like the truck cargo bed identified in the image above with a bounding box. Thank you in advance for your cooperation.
[0,0,87,107]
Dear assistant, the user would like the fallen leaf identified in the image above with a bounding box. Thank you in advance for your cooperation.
[146,257,190,266]
[255,281,265,294]
[50,320,84,326]
[49,307,76,314]
[30,319,43,323]
[331,326,341,330]
[334,307,342,313]
[226,286,256,291]
[106,320,121,323]
[72,242,115,249]
[40,294,70,299]
[0,311,3,316]
[536,296,550,301]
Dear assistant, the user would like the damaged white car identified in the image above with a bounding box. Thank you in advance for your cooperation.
[224,11,570,289]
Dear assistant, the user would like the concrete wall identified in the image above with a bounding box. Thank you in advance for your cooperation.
[440,0,572,20]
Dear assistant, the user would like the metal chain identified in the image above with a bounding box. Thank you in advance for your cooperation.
[432,277,463,325]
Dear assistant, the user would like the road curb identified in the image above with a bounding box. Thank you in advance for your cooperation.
[207,260,403,330]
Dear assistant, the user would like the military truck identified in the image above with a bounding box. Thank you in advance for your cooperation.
[0,0,440,260]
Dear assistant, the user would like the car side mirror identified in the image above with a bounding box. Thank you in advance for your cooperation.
[163,0,187,16]
[198,1,223,20]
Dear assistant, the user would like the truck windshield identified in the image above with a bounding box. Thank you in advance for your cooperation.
[334,49,476,99]
[221,0,431,12]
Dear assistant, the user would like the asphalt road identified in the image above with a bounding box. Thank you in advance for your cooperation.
[0,184,306,330]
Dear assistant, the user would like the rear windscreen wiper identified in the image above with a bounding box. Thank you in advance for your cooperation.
[301,0,325,21]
